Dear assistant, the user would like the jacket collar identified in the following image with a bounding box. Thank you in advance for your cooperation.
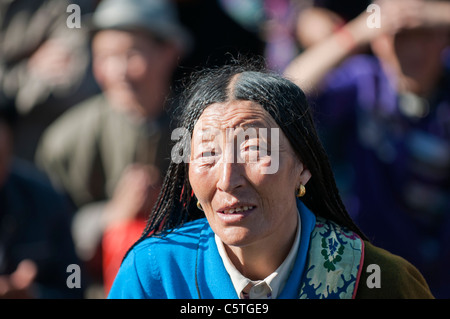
[195,199,316,299]
[195,221,238,298]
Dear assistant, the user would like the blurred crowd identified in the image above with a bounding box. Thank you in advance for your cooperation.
[0,0,448,299]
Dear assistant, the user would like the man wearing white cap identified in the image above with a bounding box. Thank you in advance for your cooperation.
[35,0,192,296]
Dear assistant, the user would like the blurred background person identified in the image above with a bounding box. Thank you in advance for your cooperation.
[284,0,450,298]
[35,0,191,297]
[295,0,371,50]
[215,0,371,73]
[0,0,99,162]
[0,108,82,299]
[173,0,265,81]
[101,163,161,295]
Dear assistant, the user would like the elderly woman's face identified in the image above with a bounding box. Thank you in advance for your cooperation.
[189,100,310,248]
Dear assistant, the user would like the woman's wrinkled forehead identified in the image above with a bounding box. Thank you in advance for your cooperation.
[194,100,278,133]
[182,67,307,136]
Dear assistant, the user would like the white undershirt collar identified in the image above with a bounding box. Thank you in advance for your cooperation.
[215,211,301,299]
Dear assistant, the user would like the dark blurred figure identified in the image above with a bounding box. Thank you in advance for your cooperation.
[35,0,191,297]
[203,0,294,72]
[0,109,82,298]
[285,0,450,298]
[0,0,99,161]
[173,0,265,81]
[311,0,371,23]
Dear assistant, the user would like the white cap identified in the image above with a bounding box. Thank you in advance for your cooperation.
[92,0,193,53]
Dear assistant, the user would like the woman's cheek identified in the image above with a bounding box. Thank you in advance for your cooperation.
[189,163,216,198]
[254,155,279,176]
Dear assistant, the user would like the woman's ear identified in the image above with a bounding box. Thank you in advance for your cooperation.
[297,162,312,187]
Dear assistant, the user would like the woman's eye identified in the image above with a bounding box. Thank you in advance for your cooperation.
[247,145,259,151]
[242,142,270,159]
[201,150,216,157]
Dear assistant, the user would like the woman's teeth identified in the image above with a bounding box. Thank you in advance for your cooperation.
[222,206,255,214]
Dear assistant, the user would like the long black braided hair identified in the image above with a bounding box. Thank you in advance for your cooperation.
[126,58,368,257]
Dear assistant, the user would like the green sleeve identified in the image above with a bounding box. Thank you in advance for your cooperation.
[355,241,434,299]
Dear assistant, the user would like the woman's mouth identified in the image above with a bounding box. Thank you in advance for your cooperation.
[220,205,255,214]
[216,204,256,224]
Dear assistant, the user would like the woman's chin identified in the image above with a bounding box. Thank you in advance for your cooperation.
[216,227,255,248]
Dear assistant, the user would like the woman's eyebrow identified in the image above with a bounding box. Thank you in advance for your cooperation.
[194,128,220,143]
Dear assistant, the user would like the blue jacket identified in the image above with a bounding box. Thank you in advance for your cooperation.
[108,200,317,299]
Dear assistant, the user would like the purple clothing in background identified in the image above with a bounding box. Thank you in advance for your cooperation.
[311,53,450,298]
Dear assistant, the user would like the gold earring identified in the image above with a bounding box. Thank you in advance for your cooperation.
[297,184,306,198]
[197,201,204,211]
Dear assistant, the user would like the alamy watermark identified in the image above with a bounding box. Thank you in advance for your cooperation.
[65,3,381,31]
[64,261,381,291]
[171,127,280,175]
[66,4,81,29]
[366,4,382,29]
[366,263,381,289]
[66,264,81,289]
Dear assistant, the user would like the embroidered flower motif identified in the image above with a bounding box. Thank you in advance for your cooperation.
[298,217,363,299]
[321,234,345,271]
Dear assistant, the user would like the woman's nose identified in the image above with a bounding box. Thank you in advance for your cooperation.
[216,160,245,193]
